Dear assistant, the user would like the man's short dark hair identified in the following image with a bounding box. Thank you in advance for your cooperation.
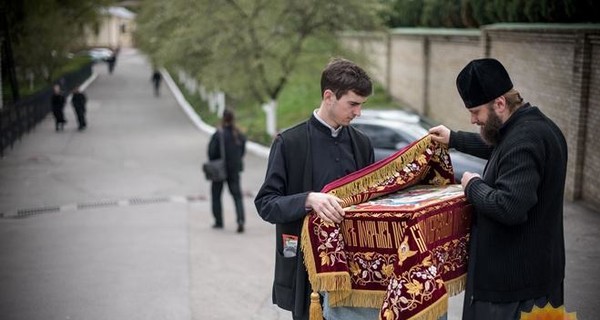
[320,58,372,99]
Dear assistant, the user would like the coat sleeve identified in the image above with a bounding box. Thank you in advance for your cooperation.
[254,136,310,225]
[465,136,542,225]
[240,133,247,157]
[450,130,493,160]
[207,132,220,160]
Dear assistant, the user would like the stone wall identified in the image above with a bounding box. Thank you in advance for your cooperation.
[340,24,600,206]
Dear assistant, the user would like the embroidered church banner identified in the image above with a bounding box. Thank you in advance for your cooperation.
[301,135,472,320]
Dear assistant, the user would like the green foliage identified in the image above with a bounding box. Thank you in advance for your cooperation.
[170,49,404,146]
[17,56,92,97]
[136,0,386,108]
[380,0,425,27]
[382,0,600,27]
[4,0,113,91]
[420,0,463,27]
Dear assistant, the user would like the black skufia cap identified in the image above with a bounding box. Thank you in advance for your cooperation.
[456,58,513,108]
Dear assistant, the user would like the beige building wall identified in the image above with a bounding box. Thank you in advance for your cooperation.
[582,37,600,204]
[340,32,389,88]
[86,7,136,49]
[426,33,481,132]
[485,29,574,139]
[388,32,426,114]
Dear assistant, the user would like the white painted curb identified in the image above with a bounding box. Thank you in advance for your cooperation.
[161,68,271,159]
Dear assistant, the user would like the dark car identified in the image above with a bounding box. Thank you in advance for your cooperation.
[351,109,486,183]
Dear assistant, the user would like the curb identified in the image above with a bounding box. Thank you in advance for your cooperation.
[160,68,271,159]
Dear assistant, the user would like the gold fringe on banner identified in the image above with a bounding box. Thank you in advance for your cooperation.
[301,217,352,292]
[329,136,434,202]
[405,294,449,320]
[329,289,386,308]
[443,274,467,297]
[300,135,459,320]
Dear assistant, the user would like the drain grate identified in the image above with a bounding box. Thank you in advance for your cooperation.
[77,200,120,210]
[16,206,60,218]
[1,194,209,219]
[129,197,170,206]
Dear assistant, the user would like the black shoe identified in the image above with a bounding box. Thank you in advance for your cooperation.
[236,225,244,233]
[212,224,223,229]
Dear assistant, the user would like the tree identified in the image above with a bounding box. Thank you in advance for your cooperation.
[136,0,385,133]
[382,0,599,28]
[5,0,111,87]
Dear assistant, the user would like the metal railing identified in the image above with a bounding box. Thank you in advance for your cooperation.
[0,63,92,157]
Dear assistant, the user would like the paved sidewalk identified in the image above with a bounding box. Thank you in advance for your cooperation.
[0,48,598,320]
[0,48,286,320]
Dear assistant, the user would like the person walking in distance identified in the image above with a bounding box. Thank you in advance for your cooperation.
[254,58,378,320]
[428,58,568,320]
[208,109,247,233]
[71,87,87,130]
[151,70,162,97]
[107,53,116,74]
[51,84,67,131]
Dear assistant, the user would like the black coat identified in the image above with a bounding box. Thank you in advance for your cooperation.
[51,93,66,122]
[71,92,86,112]
[450,104,567,302]
[254,117,373,318]
[208,126,246,178]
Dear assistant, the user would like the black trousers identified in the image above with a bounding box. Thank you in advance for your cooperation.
[52,107,66,129]
[211,175,245,226]
[74,106,86,129]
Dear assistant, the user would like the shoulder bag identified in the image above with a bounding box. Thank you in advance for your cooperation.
[202,130,227,181]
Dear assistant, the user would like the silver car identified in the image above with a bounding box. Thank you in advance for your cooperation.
[351,109,486,183]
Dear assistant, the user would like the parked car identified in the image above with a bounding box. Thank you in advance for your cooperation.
[87,48,114,62]
[351,109,486,183]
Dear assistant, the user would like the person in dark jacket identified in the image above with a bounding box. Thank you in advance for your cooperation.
[151,70,162,97]
[107,54,116,74]
[71,87,87,130]
[51,84,67,131]
[429,58,568,320]
[254,58,376,320]
[208,109,247,233]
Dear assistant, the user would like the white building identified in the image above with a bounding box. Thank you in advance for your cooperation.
[86,6,136,49]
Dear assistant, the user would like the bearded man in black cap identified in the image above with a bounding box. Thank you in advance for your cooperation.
[428,58,568,320]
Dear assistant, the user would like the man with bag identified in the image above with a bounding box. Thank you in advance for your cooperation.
[206,109,247,233]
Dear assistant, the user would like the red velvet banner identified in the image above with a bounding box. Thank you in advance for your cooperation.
[301,135,472,320]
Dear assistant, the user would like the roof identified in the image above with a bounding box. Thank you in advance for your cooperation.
[105,6,136,19]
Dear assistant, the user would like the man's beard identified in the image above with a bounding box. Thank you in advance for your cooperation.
[480,110,503,146]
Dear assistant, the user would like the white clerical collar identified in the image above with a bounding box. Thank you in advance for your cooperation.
[313,110,343,138]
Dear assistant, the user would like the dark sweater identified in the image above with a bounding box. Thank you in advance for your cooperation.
[450,104,567,302]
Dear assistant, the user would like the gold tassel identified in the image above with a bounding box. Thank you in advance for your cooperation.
[309,292,323,320]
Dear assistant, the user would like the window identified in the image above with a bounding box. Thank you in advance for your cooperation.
[354,124,404,149]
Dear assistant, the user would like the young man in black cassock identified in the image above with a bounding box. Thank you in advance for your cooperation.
[255,58,377,320]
